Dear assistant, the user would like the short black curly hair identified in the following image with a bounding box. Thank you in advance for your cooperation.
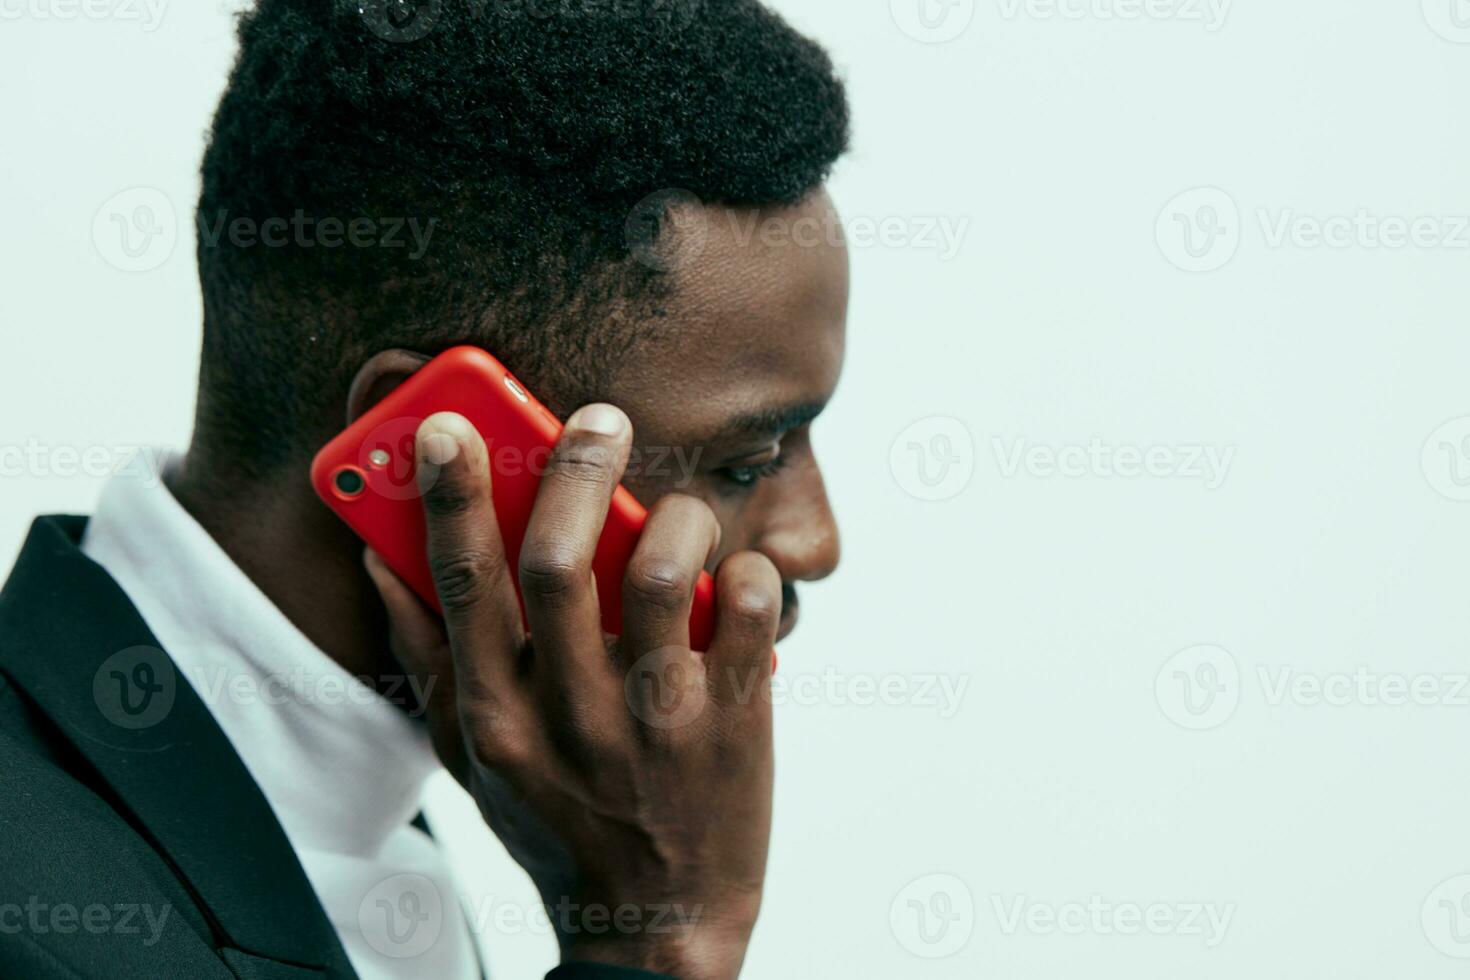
[193,0,849,474]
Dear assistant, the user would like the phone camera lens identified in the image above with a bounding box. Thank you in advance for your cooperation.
[333,467,367,498]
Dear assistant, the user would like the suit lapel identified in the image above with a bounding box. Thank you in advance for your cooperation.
[0,515,355,976]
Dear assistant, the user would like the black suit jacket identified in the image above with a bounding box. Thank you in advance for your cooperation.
[0,516,674,980]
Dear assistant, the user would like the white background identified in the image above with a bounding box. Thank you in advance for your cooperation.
[5,0,1470,977]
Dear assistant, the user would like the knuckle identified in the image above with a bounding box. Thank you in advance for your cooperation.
[429,551,501,611]
[724,550,780,591]
[518,545,585,600]
[423,478,476,519]
[725,586,780,631]
[465,709,527,771]
[550,443,616,485]
[559,694,626,756]
[625,558,694,612]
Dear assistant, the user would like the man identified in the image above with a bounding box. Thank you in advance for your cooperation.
[0,0,848,977]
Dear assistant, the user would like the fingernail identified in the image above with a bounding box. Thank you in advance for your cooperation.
[420,423,458,467]
[568,403,627,437]
[363,550,391,590]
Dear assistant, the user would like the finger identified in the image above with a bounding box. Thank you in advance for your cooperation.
[416,412,526,705]
[518,403,632,691]
[365,548,447,658]
[363,548,466,776]
[621,494,721,659]
[706,550,781,718]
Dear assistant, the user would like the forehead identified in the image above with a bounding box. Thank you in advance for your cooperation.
[609,192,850,444]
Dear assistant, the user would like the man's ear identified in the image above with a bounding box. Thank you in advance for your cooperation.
[346,349,432,425]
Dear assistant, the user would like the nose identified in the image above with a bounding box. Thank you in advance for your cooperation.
[753,465,841,583]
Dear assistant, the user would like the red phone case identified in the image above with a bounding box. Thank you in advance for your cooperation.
[311,346,717,651]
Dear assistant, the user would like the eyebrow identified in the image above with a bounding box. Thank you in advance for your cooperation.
[709,401,828,444]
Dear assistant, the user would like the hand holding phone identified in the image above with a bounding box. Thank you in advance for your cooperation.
[362,409,781,980]
[312,345,716,650]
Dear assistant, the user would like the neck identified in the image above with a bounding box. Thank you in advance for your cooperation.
[165,447,395,682]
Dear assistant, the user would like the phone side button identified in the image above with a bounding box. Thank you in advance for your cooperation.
[503,375,530,402]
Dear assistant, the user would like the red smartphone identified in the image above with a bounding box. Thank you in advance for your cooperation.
[311,345,717,651]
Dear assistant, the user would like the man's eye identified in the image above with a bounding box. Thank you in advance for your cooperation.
[718,454,789,489]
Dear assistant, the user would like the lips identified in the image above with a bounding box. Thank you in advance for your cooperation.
[775,583,799,642]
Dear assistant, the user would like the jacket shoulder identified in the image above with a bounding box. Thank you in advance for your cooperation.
[0,677,228,979]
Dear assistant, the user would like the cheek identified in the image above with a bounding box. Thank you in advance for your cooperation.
[704,494,756,567]
[618,466,747,561]
[618,445,699,504]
